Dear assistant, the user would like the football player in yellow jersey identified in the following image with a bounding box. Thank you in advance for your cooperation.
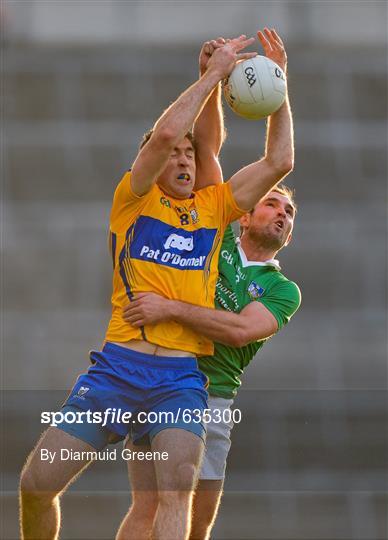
[20,33,294,540]
[116,28,295,540]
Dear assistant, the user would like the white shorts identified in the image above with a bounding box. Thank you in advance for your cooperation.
[199,395,235,480]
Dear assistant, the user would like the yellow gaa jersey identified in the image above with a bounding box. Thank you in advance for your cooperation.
[105,171,245,355]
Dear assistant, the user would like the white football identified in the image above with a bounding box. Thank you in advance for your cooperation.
[223,55,286,120]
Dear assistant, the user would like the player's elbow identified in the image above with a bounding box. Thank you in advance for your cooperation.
[273,157,294,178]
[153,127,176,148]
[227,329,250,348]
[281,157,294,175]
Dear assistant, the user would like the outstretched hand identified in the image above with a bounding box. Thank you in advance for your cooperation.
[199,37,226,75]
[206,34,257,80]
[257,27,287,72]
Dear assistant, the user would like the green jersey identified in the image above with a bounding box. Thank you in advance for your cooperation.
[198,225,301,399]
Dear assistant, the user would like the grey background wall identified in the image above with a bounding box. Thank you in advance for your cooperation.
[2,1,387,539]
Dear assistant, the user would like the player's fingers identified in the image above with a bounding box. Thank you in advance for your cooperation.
[122,304,134,315]
[257,30,273,52]
[236,36,255,47]
[124,308,141,319]
[203,41,215,55]
[132,292,149,301]
[264,27,281,49]
[131,318,144,327]
[124,310,143,321]
[124,301,145,315]
[203,42,212,55]
[229,34,247,46]
[126,300,140,309]
[270,28,284,46]
[123,311,136,322]
[210,39,224,50]
[216,37,226,44]
[236,52,258,61]
[234,36,255,51]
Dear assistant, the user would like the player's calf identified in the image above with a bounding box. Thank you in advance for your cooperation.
[116,491,158,540]
[19,427,96,539]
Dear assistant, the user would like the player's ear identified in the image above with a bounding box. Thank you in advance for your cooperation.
[239,212,251,230]
[284,232,293,246]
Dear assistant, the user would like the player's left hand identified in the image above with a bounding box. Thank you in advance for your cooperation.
[257,27,287,73]
[122,292,172,327]
[207,35,257,80]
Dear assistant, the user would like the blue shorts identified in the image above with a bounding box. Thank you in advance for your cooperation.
[57,342,208,450]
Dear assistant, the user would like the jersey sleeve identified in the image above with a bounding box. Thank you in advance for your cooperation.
[216,182,247,226]
[220,224,236,250]
[110,170,154,233]
[259,280,301,330]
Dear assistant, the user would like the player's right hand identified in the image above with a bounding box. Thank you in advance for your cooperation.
[199,37,226,75]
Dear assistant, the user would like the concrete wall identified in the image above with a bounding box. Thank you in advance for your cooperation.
[2,2,387,539]
[4,1,387,45]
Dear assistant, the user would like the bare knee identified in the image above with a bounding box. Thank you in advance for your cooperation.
[157,463,197,508]
[176,462,197,491]
[20,463,58,504]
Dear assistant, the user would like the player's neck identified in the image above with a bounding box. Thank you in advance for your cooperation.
[240,236,278,263]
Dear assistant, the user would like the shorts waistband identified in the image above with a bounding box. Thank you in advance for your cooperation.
[102,342,198,370]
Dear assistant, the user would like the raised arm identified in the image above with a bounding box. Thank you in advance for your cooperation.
[123,293,278,348]
[131,36,257,196]
[229,28,294,210]
[193,38,227,189]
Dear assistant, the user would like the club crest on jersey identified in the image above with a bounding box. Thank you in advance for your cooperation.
[160,196,171,208]
[247,281,265,299]
[190,208,199,224]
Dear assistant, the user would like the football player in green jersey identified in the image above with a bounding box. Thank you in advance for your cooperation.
[120,28,300,540]
[123,185,300,539]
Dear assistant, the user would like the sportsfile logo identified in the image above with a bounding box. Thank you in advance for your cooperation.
[127,216,217,271]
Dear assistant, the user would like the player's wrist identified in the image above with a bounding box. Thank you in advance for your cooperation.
[166,299,181,321]
[202,65,225,85]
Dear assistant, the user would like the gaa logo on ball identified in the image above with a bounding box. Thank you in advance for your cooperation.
[223,55,286,120]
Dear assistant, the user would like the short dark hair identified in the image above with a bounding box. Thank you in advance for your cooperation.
[270,184,297,213]
[247,184,297,215]
[139,128,196,151]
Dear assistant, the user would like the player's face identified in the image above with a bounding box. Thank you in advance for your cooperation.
[246,192,295,250]
[156,138,196,199]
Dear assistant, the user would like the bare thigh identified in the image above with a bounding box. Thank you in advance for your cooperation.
[151,429,204,491]
[124,438,158,494]
[21,427,97,494]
